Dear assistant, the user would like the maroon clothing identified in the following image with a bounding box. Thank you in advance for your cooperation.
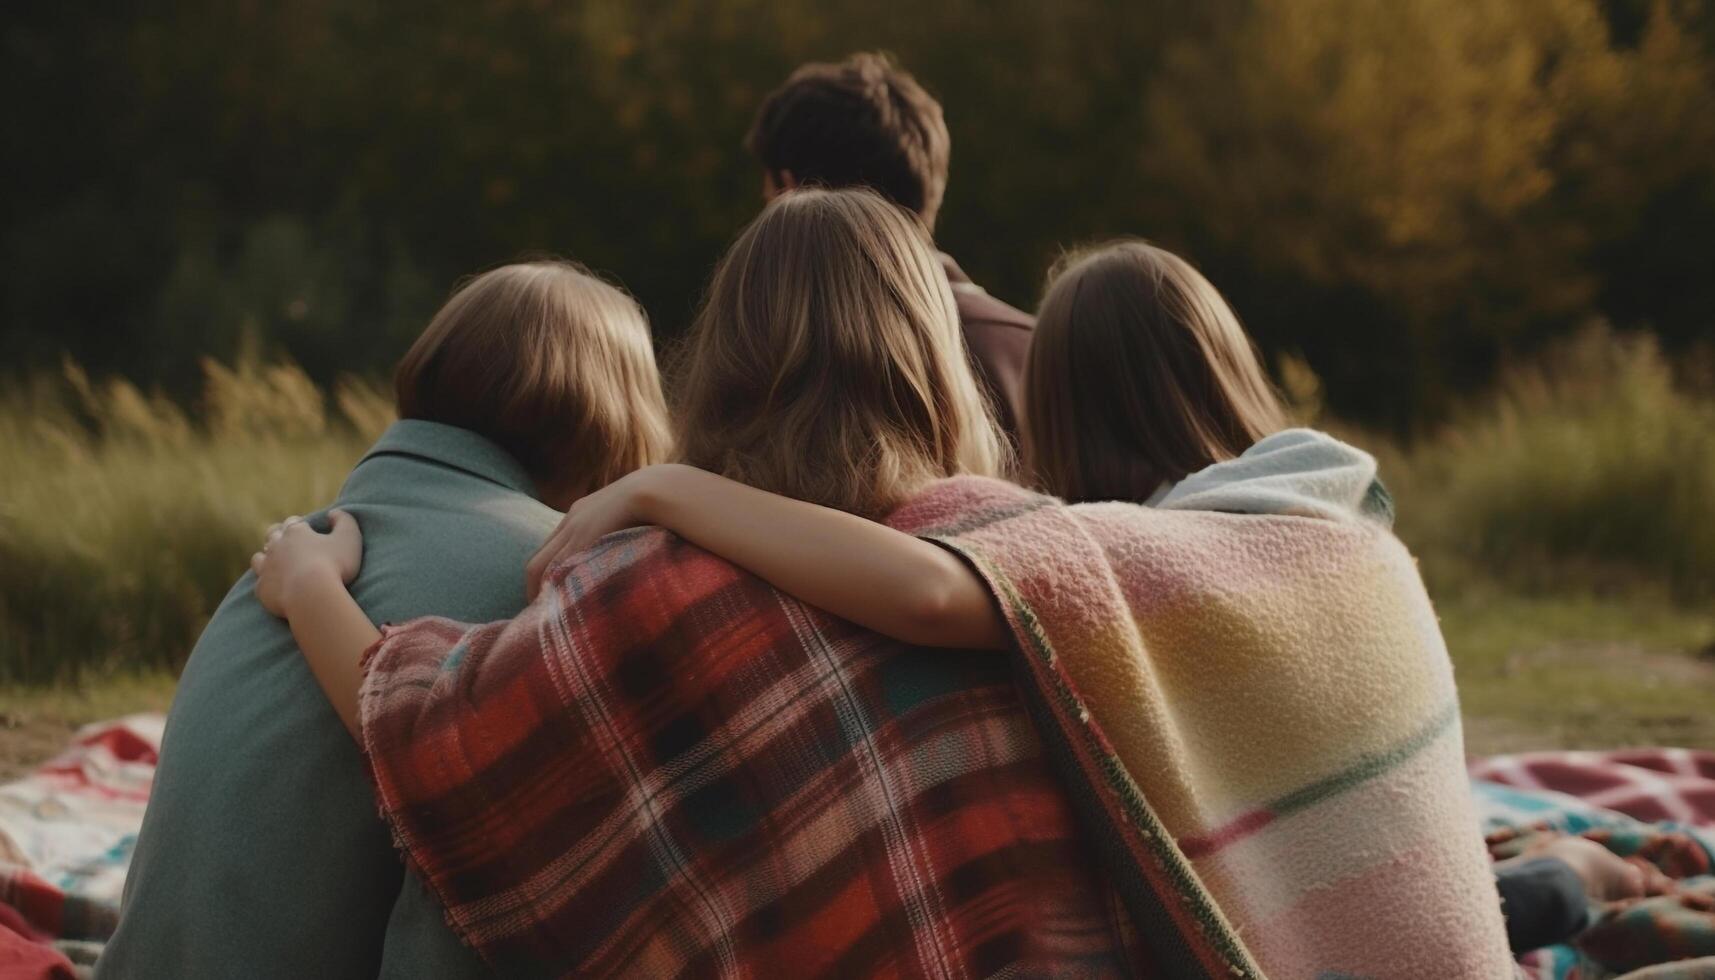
[940,253,1033,452]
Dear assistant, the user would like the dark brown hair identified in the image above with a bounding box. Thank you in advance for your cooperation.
[672,189,1006,518]
[746,52,951,228]
[1024,240,1287,504]
[394,260,672,505]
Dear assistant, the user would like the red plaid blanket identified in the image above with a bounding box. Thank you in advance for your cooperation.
[356,526,1141,977]
[1471,749,1715,828]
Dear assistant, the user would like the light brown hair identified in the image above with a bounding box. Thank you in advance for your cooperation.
[673,188,1006,517]
[394,260,672,505]
[746,52,951,228]
[1025,240,1287,503]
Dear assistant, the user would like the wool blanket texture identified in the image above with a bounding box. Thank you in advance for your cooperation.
[899,429,1516,979]
[355,525,1141,977]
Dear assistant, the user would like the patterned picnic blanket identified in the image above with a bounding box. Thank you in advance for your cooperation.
[3,716,1710,980]
[0,714,162,978]
[1472,749,1715,979]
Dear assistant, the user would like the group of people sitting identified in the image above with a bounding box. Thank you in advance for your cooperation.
[98,53,1644,979]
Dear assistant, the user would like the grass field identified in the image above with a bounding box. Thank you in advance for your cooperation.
[1,328,1711,774]
[1439,588,1715,754]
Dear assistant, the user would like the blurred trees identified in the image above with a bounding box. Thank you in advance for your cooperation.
[1144,0,1715,420]
[3,0,1711,426]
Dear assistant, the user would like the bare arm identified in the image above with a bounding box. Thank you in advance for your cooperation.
[526,464,1009,651]
[251,511,378,738]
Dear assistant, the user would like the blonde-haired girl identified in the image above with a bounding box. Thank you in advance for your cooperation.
[247,191,1136,976]
[500,238,1515,977]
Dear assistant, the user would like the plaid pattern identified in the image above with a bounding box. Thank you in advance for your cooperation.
[357,526,1138,978]
[1472,750,1715,829]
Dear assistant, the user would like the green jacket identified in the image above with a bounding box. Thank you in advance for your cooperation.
[98,421,561,979]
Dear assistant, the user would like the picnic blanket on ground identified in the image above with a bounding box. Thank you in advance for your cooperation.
[357,522,1141,977]
[0,714,163,978]
[1475,750,1715,831]
[899,453,1515,977]
[1473,750,1715,979]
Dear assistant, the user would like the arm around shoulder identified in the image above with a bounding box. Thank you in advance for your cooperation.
[534,464,1010,651]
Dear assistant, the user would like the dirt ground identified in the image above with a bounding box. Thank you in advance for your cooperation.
[0,674,177,781]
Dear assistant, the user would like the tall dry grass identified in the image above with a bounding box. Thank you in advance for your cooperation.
[2,328,1710,684]
[0,359,390,683]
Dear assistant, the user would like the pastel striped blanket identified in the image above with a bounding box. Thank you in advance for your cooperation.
[899,470,1515,979]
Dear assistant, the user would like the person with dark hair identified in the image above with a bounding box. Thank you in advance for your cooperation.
[746,52,1035,450]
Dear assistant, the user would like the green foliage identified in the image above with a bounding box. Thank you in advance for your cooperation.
[0,361,389,683]
[1381,327,1715,599]
[4,1,1711,422]
[1144,0,1715,421]
[5,330,1711,686]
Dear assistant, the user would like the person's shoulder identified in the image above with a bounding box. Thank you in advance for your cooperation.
[888,475,1052,536]
[544,526,720,590]
[535,526,789,636]
[341,458,560,552]
[954,287,1035,334]
[939,252,1033,336]
[342,433,555,527]
[177,573,297,684]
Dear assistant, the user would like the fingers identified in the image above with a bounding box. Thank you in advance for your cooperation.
[526,515,581,600]
[524,542,555,600]
[264,516,304,551]
[251,552,265,575]
[524,555,544,601]
[327,508,359,541]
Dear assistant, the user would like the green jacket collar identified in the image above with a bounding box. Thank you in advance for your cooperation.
[355,420,540,499]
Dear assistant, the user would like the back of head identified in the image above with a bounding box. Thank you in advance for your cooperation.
[394,261,673,506]
[674,188,1006,518]
[1025,241,1287,504]
[746,52,951,228]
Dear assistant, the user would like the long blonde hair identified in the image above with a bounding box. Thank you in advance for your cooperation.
[673,188,1007,517]
[1025,240,1286,503]
[395,260,673,505]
